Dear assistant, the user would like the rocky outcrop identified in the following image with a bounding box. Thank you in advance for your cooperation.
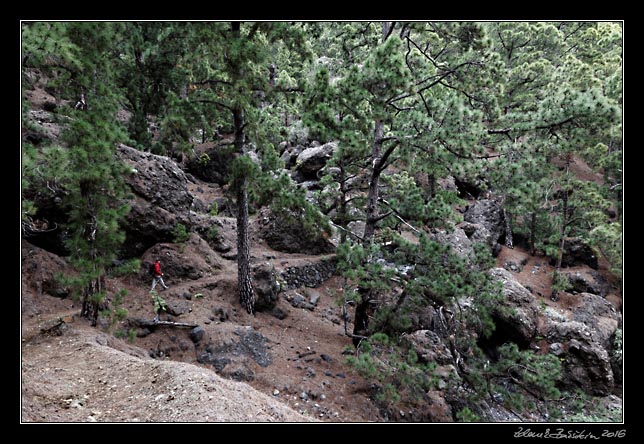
[140,233,222,283]
[463,200,505,247]
[256,207,335,255]
[184,144,235,185]
[252,263,281,312]
[293,142,337,181]
[405,330,453,365]
[429,227,475,262]
[118,144,193,214]
[280,144,307,169]
[118,144,196,257]
[561,269,609,297]
[545,293,621,396]
[488,268,539,344]
[553,238,599,270]
[197,326,272,382]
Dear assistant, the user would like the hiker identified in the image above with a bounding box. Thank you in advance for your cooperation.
[151,259,169,291]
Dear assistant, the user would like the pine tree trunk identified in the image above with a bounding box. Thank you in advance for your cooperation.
[237,181,255,314]
[529,212,536,255]
[428,173,436,200]
[503,208,514,249]
[551,177,570,302]
[229,21,255,315]
[363,118,383,243]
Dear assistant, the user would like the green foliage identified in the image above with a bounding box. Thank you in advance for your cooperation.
[199,153,211,167]
[346,333,436,411]
[206,225,220,241]
[172,223,190,243]
[109,259,141,277]
[208,201,219,216]
[456,407,480,422]
[551,271,573,294]
[150,290,167,314]
[99,289,129,329]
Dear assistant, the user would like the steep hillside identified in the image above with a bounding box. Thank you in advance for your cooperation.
[21,20,623,423]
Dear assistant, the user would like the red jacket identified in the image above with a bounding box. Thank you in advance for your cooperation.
[154,261,162,277]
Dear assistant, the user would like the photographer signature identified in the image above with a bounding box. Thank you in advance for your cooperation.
[514,427,626,439]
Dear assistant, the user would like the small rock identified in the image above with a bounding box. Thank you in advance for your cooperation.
[300,391,308,401]
[189,326,205,343]
[320,354,332,363]
[273,389,280,396]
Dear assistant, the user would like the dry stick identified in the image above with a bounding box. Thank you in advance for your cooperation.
[379,198,421,234]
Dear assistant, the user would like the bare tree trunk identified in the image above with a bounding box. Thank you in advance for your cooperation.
[237,180,255,314]
[529,212,536,256]
[551,155,571,302]
[230,21,255,315]
[363,118,383,243]
[503,208,514,249]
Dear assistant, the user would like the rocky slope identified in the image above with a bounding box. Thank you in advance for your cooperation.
[21,81,622,423]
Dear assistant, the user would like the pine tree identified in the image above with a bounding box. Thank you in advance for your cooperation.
[54,23,131,325]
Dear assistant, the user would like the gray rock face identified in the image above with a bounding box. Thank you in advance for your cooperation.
[256,207,335,255]
[405,330,453,365]
[553,238,598,270]
[545,293,621,396]
[546,321,614,396]
[488,268,539,343]
[118,144,193,214]
[140,233,222,283]
[197,327,272,382]
[118,144,195,257]
[184,145,235,185]
[294,142,337,180]
[253,263,281,312]
[429,227,474,262]
[463,200,505,246]
[561,270,609,297]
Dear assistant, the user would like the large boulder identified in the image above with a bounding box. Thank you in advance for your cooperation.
[197,325,272,382]
[551,238,598,270]
[118,144,195,257]
[118,144,193,215]
[184,144,235,185]
[569,293,621,350]
[488,268,539,344]
[293,142,337,181]
[463,200,505,247]
[546,321,614,396]
[252,263,281,312]
[256,207,335,255]
[545,293,621,396]
[561,270,608,296]
[429,227,475,262]
[140,233,222,283]
[405,330,453,365]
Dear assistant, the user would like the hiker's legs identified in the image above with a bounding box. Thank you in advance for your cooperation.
[158,276,168,289]
[151,277,158,291]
